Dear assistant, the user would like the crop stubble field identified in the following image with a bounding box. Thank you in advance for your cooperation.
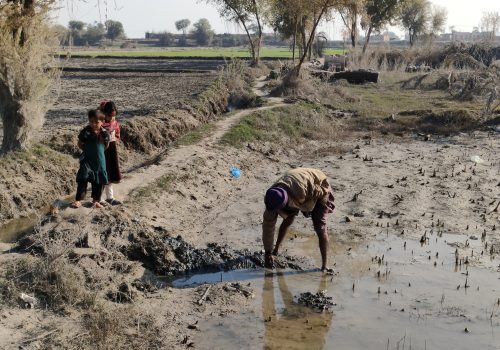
[44,58,222,132]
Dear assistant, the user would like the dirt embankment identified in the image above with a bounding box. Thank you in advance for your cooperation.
[1,102,498,348]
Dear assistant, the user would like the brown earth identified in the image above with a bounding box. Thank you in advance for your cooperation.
[0,68,499,349]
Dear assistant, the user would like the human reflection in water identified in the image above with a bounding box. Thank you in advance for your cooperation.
[262,272,333,350]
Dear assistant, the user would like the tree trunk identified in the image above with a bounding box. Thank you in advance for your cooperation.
[252,0,263,66]
[362,26,373,54]
[240,18,256,64]
[292,18,297,63]
[295,3,329,77]
[300,16,307,58]
[1,0,36,153]
[350,14,357,48]
[308,32,314,61]
[0,83,30,153]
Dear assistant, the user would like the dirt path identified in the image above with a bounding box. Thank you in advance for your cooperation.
[64,76,285,216]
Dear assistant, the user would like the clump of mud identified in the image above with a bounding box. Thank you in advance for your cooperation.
[296,290,336,310]
[127,226,310,276]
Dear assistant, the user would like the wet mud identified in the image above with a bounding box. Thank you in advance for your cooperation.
[190,232,500,350]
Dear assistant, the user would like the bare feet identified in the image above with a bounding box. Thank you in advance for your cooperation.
[70,201,81,209]
[91,201,103,209]
[321,267,334,274]
[264,253,274,269]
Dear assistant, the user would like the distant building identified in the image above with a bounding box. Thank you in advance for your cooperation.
[370,31,400,42]
[145,32,166,39]
[438,31,498,42]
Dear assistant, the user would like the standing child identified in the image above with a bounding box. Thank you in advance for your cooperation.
[72,110,110,209]
[100,100,123,205]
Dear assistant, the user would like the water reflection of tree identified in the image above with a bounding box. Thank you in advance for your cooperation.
[262,272,333,350]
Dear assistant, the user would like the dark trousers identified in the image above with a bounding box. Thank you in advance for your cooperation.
[76,181,104,202]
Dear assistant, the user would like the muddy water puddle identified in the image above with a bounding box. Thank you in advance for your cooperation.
[185,232,499,350]
[0,198,73,244]
[0,214,39,244]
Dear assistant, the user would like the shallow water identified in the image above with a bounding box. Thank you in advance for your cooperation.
[0,198,71,244]
[180,232,500,350]
[0,214,38,243]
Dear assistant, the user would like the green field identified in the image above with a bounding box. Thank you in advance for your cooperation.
[63,47,345,58]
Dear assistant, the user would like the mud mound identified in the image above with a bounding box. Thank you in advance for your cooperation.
[18,213,311,281]
[442,53,486,70]
[120,111,199,154]
[354,43,499,71]
[127,226,309,275]
[418,109,477,128]
[0,146,76,223]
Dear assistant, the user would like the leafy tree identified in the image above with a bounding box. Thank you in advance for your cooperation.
[68,20,85,46]
[175,19,191,46]
[0,0,60,152]
[191,18,214,45]
[361,0,402,53]
[399,0,430,47]
[105,20,125,42]
[429,5,446,36]
[53,24,69,46]
[158,31,174,46]
[271,0,340,75]
[206,0,267,65]
[338,0,365,48]
[83,22,106,45]
[268,0,306,61]
[175,19,191,34]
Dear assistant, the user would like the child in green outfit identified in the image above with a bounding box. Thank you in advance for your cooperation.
[71,110,110,209]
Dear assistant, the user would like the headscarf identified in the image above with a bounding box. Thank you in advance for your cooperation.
[264,187,288,211]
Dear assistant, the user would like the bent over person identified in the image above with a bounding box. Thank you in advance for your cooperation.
[262,168,335,271]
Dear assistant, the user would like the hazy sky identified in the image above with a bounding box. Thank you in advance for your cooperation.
[54,0,500,39]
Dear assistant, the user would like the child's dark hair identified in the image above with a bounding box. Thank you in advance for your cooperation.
[88,109,104,121]
[101,100,118,116]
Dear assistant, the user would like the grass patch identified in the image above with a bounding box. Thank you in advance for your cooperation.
[63,47,344,59]
[130,174,174,200]
[0,143,72,171]
[220,104,338,148]
[176,123,216,146]
[323,72,482,120]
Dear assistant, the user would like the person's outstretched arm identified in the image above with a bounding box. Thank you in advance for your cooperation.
[272,215,295,255]
[262,209,278,254]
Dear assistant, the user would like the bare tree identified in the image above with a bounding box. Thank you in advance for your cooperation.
[361,0,402,54]
[480,11,500,41]
[428,5,447,42]
[0,0,59,153]
[205,0,267,65]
